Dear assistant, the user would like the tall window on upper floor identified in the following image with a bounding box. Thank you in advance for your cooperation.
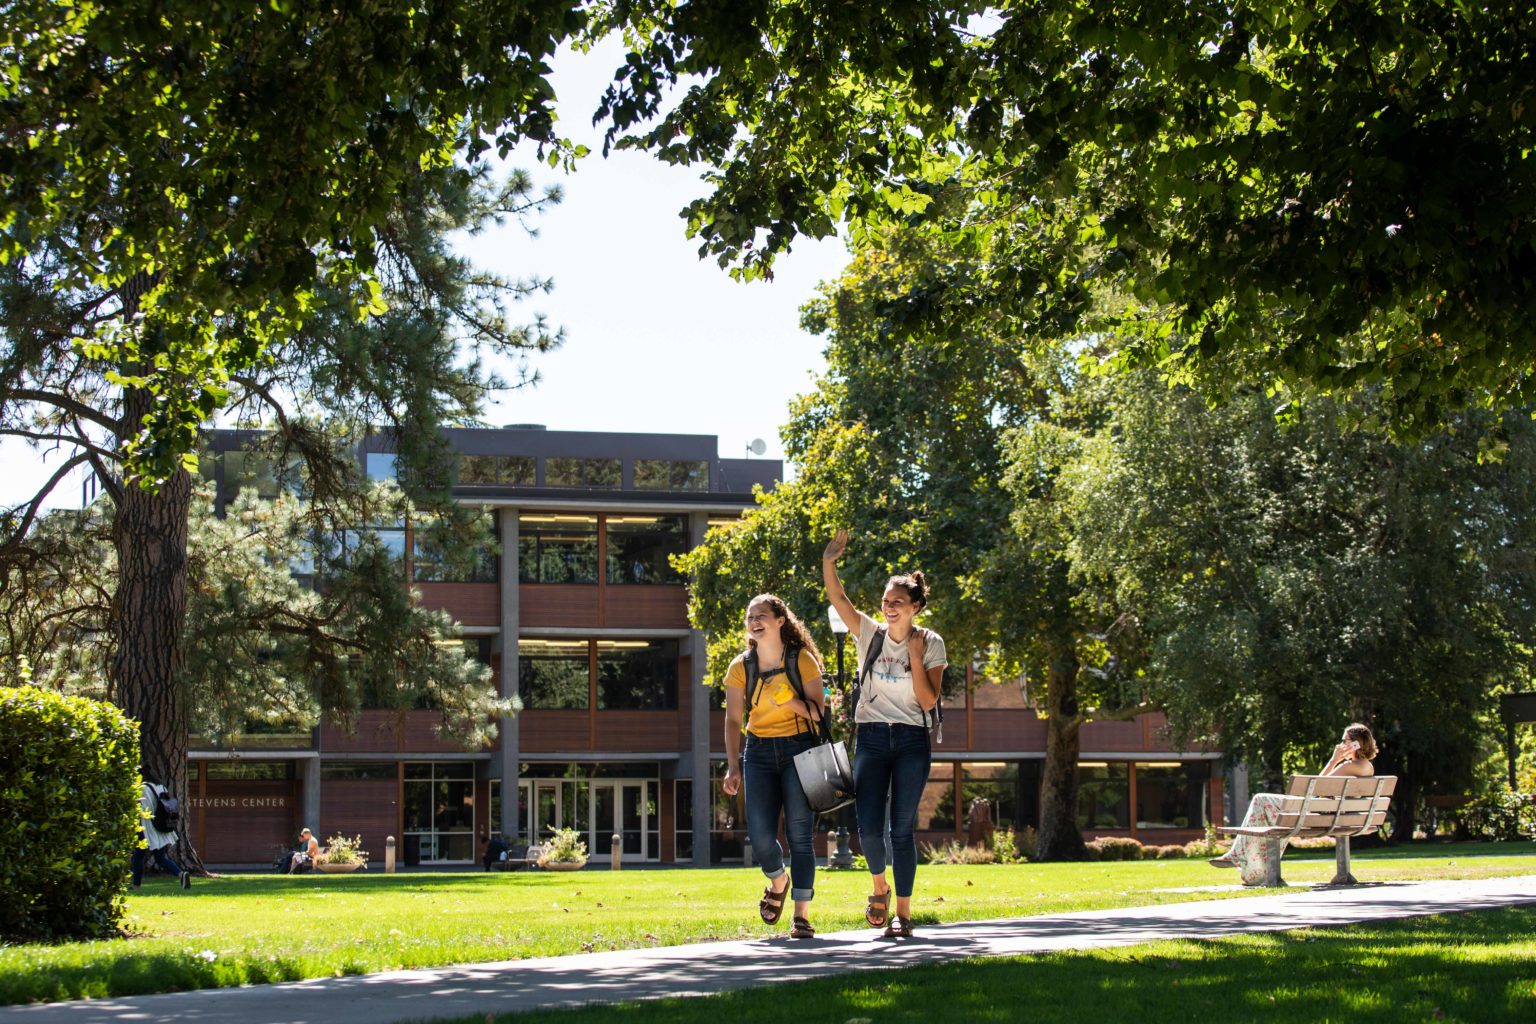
[315,526,407,580]
[458,454,535,486]
[518,640,589,709]
[605,515,687,585]
[546,457,621,488]
[365,452,397,481]
[633,459,709,491]
[517,514,598,583]
[413,512,499,582]
[223,451,303,502]
[597,639,679,710]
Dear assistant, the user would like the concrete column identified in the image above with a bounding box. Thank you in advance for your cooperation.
[688,511,713,867]
[497,506,522,840]
[1226,763,1250,825]
[301,757,321,834]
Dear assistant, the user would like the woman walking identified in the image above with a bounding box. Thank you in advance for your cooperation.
[823,529,948,938]
[720,594,827,938]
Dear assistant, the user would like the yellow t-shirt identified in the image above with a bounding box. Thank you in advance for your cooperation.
[723,648,823,738]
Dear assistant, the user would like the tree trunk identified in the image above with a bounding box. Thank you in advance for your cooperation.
[111,388,202,872]
[1035,642,1088,861]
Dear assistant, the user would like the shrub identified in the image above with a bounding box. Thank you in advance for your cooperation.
[991,828,1023,864]
[1151,844,1187,859]
[1084,836,1144,861]
[921,839,997,865]
[0,685,140,941]
[538,827,588,865]
[1014,825,1039,862]
[320,834,368,866]
[1446,788,1536,841]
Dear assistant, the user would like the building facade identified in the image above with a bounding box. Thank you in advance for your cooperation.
[188,426,1221,866]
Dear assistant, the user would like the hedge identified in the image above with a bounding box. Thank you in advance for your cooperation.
[0,685,141,941]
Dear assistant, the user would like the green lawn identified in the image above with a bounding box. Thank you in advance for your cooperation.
[442,907,1536,1024]
[2,842,1531,1006]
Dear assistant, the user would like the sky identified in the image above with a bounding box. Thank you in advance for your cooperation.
[0,37,851,511]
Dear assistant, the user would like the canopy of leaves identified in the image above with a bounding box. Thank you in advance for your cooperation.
[0,0,583,480]
[595,0,1536,425]
[1056,373,1536,791]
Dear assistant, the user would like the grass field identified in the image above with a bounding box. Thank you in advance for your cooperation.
[441,907,1536,1024]
[2,842,1531,1006]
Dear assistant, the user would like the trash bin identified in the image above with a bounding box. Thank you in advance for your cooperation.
[403,833,421,867]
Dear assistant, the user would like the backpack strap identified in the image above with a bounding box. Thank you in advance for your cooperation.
[780,647,830,742]
[849,627,886,722]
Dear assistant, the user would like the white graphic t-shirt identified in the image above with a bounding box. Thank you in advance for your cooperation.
[851,610,948,727]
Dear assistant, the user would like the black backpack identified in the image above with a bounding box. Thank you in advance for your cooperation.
[850,626,944,743]
[149,784,180,832]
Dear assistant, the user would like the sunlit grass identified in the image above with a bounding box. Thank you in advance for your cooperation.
[1,841,1530,1005]
[450,908,1536,1024]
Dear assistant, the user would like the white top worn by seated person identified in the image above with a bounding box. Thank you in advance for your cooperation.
[851,610,948,727]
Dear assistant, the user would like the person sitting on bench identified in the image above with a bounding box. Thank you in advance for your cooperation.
[1210,723,1377,885]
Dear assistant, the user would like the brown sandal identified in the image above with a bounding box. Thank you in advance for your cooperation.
[759,882,788,925]
[883,915,913,939]
[790,916,816,939]
[864,890,889,928]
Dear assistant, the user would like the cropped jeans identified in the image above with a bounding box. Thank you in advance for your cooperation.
[853,721,932,898]
[742,731,818,902]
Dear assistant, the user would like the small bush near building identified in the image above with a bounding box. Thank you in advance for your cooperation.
[991,827,1025,864]
[1084,836,1145,861]
[0,685,141,941]
[921,839,997,865]
[1445,788,1536,841]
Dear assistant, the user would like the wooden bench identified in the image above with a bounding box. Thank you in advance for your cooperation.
[1219,775,1396,886]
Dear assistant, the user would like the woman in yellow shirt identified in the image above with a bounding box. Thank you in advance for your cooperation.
[721,593,826,938]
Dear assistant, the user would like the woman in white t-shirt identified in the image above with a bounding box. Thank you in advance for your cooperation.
[823,529,947,939]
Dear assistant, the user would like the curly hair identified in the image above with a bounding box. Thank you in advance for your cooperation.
[745,594,824,665]
[886,570,931,610]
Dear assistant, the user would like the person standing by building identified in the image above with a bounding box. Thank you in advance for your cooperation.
[131,780,190,890]
[823,529,947,938]
[720,594,827,939]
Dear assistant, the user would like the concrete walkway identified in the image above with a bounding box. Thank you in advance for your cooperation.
[5,874,1533,1024]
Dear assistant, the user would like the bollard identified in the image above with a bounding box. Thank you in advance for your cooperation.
[610,833,622,870]
[385,835,396,874]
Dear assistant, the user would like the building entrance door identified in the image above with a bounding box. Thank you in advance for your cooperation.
[590,781,648,862]
[533,780,563,840]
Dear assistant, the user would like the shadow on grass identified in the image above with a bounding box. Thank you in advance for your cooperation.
[453,908,1536,1024]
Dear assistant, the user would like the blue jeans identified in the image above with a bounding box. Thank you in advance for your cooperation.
[742,732,818,902]
[131,841,184,887]
[853,722,932,898]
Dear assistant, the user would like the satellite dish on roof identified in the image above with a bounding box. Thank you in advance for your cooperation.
[746,438,767,457]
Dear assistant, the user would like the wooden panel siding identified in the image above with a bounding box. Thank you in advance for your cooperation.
[1081,719,1144,751]
[199,779,298,864]
[519,584,601,628]
[595,711,680,751]
[320,778,398,862]
[605,585,688,628]
[415,582,500,627]
[519,710,591,752]
[969,709,1048,751]
[320,711,482,754]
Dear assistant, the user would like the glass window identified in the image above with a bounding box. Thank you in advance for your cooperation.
[605,515,687,584]
[402,761,476,863]
[321,762,396,781]
[596,640,679,710]
[413,512,499,582]
[916,768,957,831]
[204,761,295,781]
[224,450,301,501]
[546,457,620,488]
[1077,763,1131,830]
[1135,762,1209,830]
[962,762,1019,830]
[710,759,745,862]
[459,454,535,486]
[365,453,397,481]
[633,459,709,491]
[517,514,598,583]
[675,779,693,861]
[518,640,590,709]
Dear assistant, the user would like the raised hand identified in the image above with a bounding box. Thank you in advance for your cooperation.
[823,528,849,563]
